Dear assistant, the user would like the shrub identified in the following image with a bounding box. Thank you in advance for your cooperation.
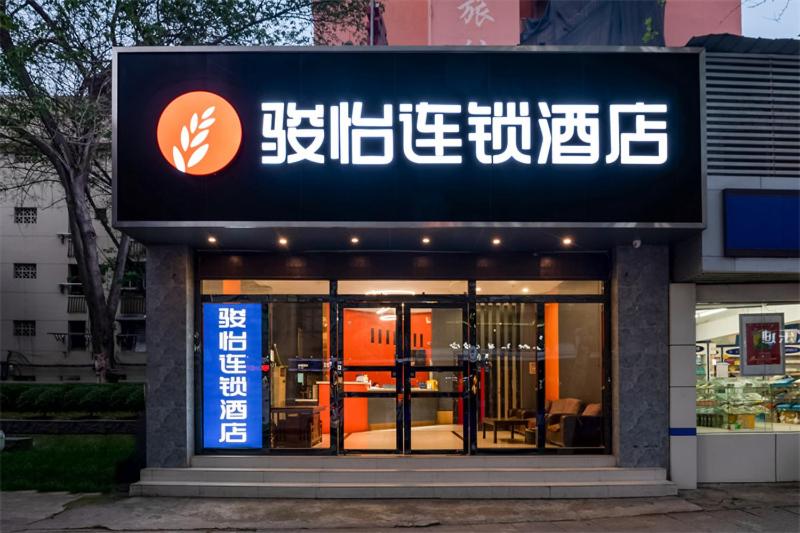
[0,384,30,411]
[125,387,145,412]
[79,387,108,417]
[34,388,64,416]
[63,387,87,412]
[15,387,44,413]
[109,386,131,411]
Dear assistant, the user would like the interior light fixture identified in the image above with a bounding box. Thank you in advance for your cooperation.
[562,236,574,246]
[492,237,501,246]
[366,289,416,296]
[522,287,529,293]
[422,237,431,244]
[207,236,217,244]
[350,236,360,244]
[278,237,288,246]
[695,308,728,319]
[476,287,482,292]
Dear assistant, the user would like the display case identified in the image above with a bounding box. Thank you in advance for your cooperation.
[696,376,800,431]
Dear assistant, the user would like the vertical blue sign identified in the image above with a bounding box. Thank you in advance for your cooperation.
[203,303,262,449]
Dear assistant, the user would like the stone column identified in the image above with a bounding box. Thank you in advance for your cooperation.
[145,245,195,467]
[611,245,669,468]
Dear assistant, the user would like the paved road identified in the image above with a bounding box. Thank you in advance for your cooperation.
[1,483,798,532]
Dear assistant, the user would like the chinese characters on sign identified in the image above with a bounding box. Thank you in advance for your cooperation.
[260,101,669,167]
[739,313,785,376]
[431,0,517,46]
[203,303,262,448]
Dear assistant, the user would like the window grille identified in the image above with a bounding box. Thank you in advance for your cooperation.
[14,207,37,224]
[13,263,37,279]
[13,320,36,336]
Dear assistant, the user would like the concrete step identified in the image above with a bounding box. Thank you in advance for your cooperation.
[130,479,678,499]
[190,454,617,469]
[141,466,666,484]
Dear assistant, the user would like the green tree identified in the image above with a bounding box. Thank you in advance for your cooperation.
[0,0,365,381]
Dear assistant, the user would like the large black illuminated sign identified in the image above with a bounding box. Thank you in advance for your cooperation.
[113,48,703,226]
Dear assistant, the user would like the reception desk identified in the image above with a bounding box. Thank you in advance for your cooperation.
[316,382,448,433]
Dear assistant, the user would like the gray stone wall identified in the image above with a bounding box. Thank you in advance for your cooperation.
[145,246,194,467]
[612,245,669,468]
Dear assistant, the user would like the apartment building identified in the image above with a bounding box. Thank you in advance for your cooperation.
[1,182,146,382]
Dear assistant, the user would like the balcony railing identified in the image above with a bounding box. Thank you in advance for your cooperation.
[120,294,145,316]
[48,332,91,352]
[129,241,146,259]
[67,295,87,313]
[116,333,146,353]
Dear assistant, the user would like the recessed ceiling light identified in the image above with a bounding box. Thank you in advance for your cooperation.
[207,236,217,244]
[562,236,574,246]
[422,237,431,244]
[350,236,360,244]
[492,238,501,246]
[278,237,288,246]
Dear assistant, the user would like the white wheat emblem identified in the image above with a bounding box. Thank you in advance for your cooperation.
[172,106,215,172]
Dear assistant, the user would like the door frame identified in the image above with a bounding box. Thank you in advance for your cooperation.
[335,300,469,454]
[336,301,403,454]
[402,302,469,455]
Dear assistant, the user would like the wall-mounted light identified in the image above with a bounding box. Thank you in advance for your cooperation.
[350,236,360,244]
[492,238,501,246]
[278,237,288,246]
[207,236,217,244]
[421,237,431,245]
[562,236,574,246]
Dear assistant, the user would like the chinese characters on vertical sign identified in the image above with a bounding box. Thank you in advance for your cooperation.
[739,313,785,376]
[261,101,669,167]
[203,303,262,448]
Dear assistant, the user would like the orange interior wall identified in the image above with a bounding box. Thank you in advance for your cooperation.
[544,303,559,401]
[342,309,431,386]
[221,279,241,294]
[343,309,396,385]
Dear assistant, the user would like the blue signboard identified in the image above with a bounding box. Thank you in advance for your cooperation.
[724,189,800,258]
[203,303,262,449]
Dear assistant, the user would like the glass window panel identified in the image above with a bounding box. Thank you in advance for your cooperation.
[343,307,397,368]
[476,280,603,295]
[695,302,800,433]
[337,280,468,295]
[410,397,463,451]
[476,302,540,449]
[268,302,330,449]
[544,303,604,449]
[409,308,464,366]
[343,397,396,450]
[202,279,329,295]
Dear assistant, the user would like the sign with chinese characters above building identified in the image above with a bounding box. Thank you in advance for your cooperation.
[430,0,520,46]
[739,313,785,376]
[202,303,263,449]
[114,48,702,226]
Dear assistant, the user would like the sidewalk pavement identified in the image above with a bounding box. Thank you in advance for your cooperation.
[1,483,798,532]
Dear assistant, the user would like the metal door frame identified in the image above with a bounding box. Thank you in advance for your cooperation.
[402,302,469,455]
[336,301,403,454]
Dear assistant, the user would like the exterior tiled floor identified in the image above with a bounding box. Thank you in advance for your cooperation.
[1,483,798,532]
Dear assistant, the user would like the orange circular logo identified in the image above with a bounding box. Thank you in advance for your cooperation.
[156,91,242,175]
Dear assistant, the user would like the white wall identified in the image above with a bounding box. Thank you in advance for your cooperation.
[698,433,800,482]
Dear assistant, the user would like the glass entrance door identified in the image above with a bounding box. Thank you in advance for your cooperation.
[337,302,467,454]
[339,304,402,453]
[403,304,468,453]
